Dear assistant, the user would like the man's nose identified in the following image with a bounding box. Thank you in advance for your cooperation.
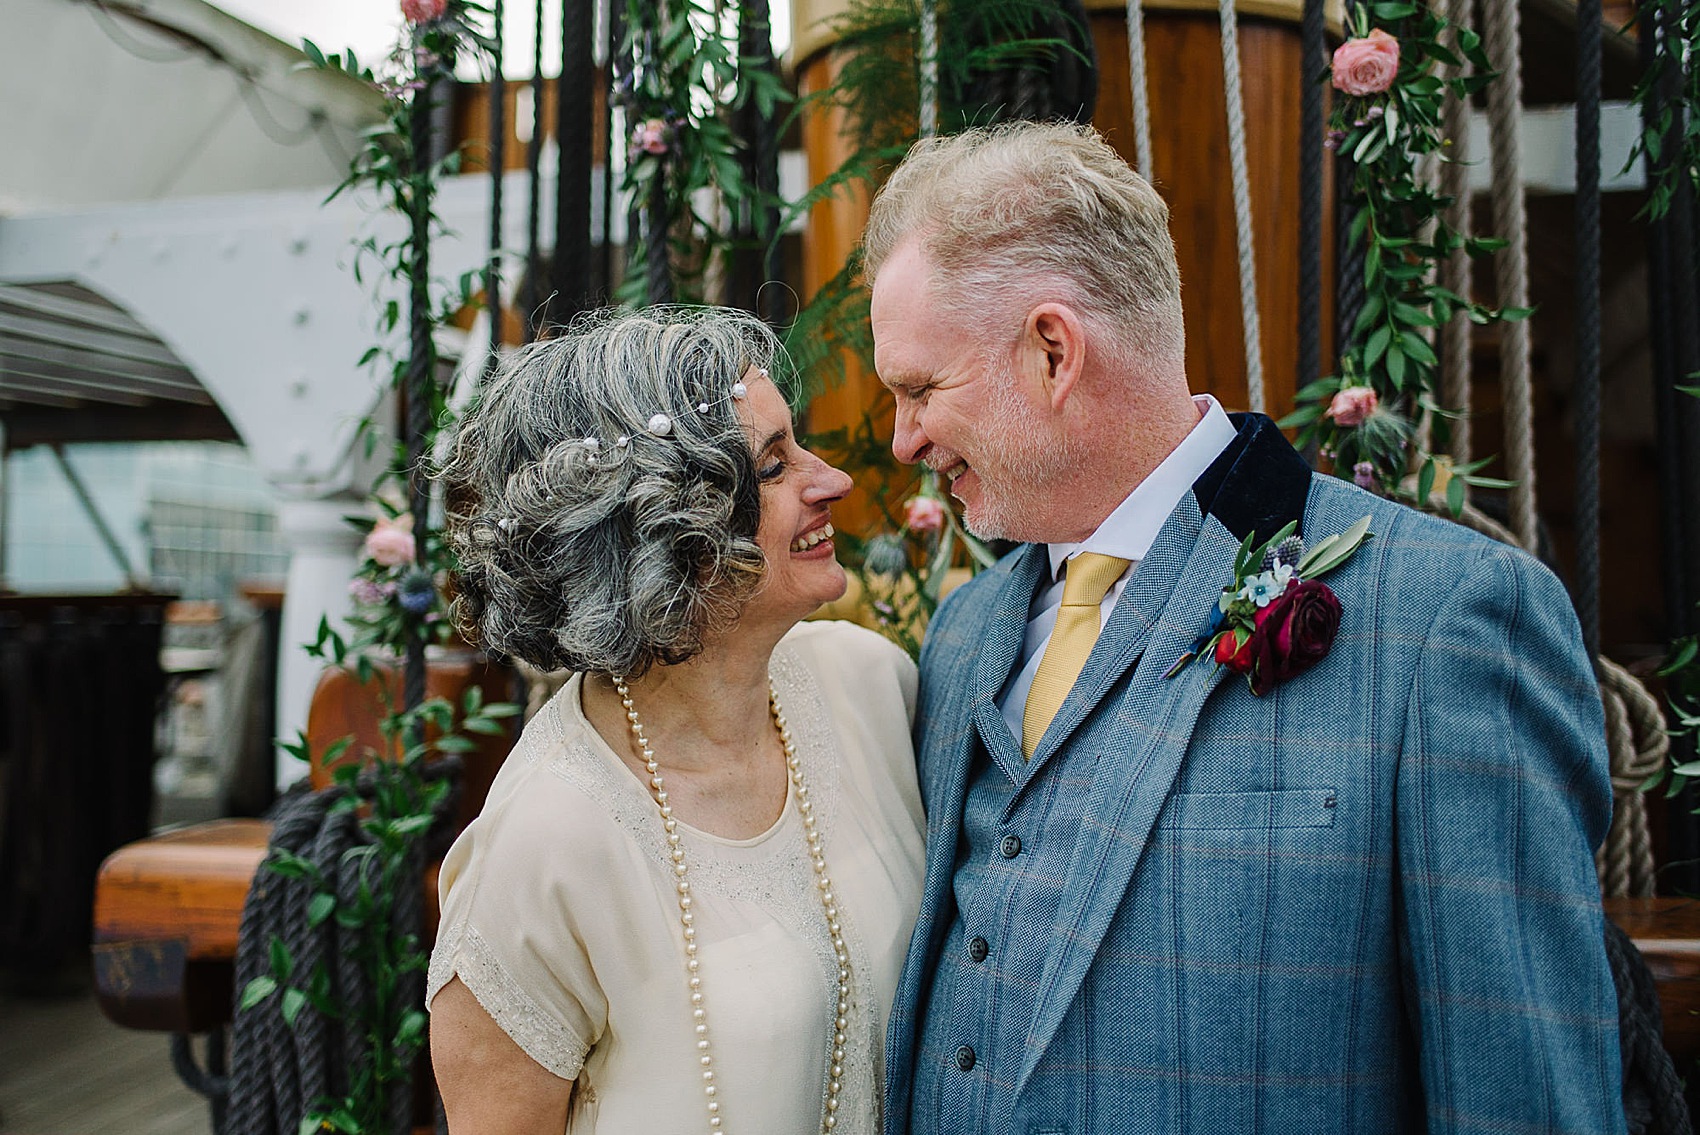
[891,403,927,465]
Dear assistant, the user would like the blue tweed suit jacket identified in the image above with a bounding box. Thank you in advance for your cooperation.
[885,415,1623,1134]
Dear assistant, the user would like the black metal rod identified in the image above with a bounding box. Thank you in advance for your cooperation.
[600,0,619,301]
[1333,153,1365,366]
[552,0,595,322]
[404,82,435,718]
[48,443,139,586]
[1297,0,1325,392]
[523,0,546,341]
[1643,0,1700,894]
[1574,0,1602,658]
[646,173,674,304]
[486,0,506,375]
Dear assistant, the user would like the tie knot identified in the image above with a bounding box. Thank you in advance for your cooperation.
[1060,553,1131,607]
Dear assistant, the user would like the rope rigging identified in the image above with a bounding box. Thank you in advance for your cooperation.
[1217,0,1266,413]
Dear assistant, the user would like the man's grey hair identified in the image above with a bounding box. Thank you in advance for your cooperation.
[437,307,774,678]
[862,120,1184,371]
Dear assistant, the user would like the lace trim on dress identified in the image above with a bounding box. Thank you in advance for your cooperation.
[534,644,880,1135]
[427,922,591,1081]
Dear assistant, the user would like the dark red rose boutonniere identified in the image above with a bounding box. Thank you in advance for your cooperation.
[1165,515,1373,695]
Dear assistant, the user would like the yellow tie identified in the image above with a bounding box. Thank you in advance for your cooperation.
[1022,552,1131,759]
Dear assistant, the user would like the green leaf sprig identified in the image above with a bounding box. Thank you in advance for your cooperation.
[1281,2,1528,512]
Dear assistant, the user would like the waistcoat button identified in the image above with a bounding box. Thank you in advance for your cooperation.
[1000,834,1022,858]
[967,936,989,963]
[956,1045,977,1072]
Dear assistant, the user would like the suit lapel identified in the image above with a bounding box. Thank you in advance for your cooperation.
[969,545,1048,774]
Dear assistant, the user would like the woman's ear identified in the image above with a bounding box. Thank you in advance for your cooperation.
[1023,303,1086,412]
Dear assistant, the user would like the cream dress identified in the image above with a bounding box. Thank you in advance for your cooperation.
[426,620,926,1135]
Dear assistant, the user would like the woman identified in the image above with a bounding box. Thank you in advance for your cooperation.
[426,306,925,1135]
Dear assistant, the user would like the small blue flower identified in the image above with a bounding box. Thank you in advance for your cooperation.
[1239,567,1292,608]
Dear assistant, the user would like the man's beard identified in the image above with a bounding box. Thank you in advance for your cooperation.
[953,380,1078,543]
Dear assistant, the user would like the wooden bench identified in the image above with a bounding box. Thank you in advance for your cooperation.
[92,650,511,1037]
[92,818,269,1034]
[1602,896,1700,1071]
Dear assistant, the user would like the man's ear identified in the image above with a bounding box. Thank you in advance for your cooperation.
[1024,303,1086,412]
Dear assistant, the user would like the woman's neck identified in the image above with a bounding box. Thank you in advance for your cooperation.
[582,622,787,774]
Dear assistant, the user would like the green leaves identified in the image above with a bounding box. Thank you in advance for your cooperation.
[240,976,278,1013]
[1295,515,1375,578]
[1291,0,1522,500]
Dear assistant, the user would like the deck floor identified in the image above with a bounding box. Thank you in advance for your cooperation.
[0,985,211,1135]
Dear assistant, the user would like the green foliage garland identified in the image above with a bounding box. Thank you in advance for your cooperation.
[613,0,790,303]
[1281,2,1526,509]
[241,9,519,1133]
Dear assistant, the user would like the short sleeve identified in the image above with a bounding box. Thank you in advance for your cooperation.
[427,769,611,1081]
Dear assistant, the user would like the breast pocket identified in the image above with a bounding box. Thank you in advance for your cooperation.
[1157,788,1338,830]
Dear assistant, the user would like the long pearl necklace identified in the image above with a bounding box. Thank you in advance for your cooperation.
[613,675,852,1135]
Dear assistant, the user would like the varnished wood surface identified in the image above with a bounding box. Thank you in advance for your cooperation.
[1603,896,1700,1067]
[796,10,1326,541]
[92,819,270,961]
[305,651,517,836]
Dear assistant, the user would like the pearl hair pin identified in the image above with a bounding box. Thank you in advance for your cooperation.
[487,369,767,538]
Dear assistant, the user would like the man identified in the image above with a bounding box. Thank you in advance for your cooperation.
[867,121,1623,1134]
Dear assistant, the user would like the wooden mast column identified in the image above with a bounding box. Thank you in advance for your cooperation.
[791,0,1335,537]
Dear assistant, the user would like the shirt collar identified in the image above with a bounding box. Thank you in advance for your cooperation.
[1046,394,1238,580]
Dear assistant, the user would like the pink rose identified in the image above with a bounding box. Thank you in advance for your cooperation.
[1325,385,1379,428]
[346,581,387,608]
[364,515,416,567]
[1331,29,1400,97]
[638,119,669,156]
[903,496,946,533]
[401,0,447,23]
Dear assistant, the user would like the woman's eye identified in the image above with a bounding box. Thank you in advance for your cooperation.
[758,458,787,481]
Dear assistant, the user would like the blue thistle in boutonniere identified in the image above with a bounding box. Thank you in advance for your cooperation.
[1164,515,1374,695]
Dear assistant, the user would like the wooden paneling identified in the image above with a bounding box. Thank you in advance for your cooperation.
[796,50,901,539]
[797,10,1330,541]
[1092,9,1332,417]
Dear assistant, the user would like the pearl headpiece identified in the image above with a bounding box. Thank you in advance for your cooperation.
[490,368,768,540]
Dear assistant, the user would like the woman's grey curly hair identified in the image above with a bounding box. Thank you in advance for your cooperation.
[437,306,775,678]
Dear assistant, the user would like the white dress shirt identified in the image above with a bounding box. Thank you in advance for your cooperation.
[997,394,1239,740]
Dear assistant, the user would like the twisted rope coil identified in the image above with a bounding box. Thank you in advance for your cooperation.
[228,763,459,1135]
[1480,0,1537,550]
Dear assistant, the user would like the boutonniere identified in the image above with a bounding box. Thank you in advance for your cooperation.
[1164,515,1374,695]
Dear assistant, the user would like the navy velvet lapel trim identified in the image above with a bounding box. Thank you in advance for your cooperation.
[1191,412,1313,543]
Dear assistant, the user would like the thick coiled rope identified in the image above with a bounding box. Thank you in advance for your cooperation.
[1438,0,1474,470]
[1606,915,1695,1134]
[227,762,460,1135]
[1596,658,1670,899]
[1126,0,1154,176]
